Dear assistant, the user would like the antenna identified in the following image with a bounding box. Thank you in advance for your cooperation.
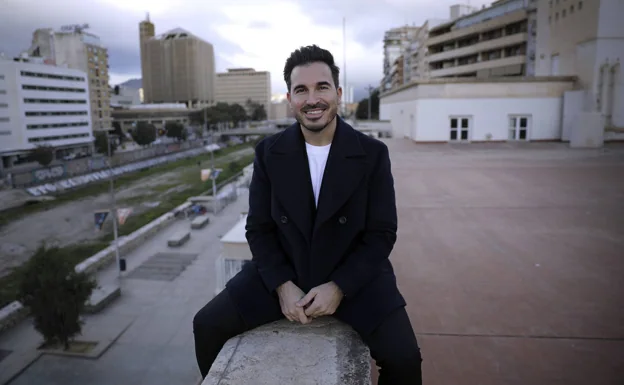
[146,12,150,22]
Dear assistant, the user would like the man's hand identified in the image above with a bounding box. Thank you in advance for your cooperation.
[296,282,344,319]
[276,281,311,324]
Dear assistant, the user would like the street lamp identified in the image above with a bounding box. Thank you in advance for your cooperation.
[106,134,124,275]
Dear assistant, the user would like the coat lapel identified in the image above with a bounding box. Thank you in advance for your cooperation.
[265,123,315,246]
[313,118,367,235]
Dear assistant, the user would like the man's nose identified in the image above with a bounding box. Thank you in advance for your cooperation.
[305,91,321,105]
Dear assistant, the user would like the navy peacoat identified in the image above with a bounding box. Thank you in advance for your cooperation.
[226,116,406,336]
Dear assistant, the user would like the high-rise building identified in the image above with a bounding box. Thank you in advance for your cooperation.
[27,25,112,132]
[215,68,271,117]
[425,0,537,79]
[381,26,421,92]
[139,16,216,107]
[0,56,94,170]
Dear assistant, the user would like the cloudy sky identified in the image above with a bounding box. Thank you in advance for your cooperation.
[1,0,490,101]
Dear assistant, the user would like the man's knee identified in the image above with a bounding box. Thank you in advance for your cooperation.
[382,342,422,372]
[193,290,244,337]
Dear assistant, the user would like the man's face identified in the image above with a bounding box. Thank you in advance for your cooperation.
[287,62,342,133]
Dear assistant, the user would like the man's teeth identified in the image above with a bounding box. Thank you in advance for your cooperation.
[306,109,323,115]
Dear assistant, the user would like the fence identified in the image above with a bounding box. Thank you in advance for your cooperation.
[8,140,204,188]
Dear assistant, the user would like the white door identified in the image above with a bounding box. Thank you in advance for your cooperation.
[449,117,471,142]
[508,116,530,141]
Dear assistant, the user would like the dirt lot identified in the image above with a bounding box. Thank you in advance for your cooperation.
[0,147,254,277]
[384,141,624,384]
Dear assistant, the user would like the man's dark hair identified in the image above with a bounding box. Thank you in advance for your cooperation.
[283,45,340,92]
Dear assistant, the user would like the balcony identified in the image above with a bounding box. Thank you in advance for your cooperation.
[429,55,526,78]
[428,33,527,64]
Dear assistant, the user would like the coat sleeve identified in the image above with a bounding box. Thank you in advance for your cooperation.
[329,144,398,298]
[245,142,297,293]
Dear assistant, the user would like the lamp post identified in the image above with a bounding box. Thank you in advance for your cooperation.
[107,134,123,276]
[365,85,375,121]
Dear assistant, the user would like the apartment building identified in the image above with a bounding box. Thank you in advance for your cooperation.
[27,25,112,132]
[215,68,271,116]
[0,57,94,171]
[381,26,421,92]
[426,0,537,78]
[140,16,216,107]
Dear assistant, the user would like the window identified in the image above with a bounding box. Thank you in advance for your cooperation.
[0,90,6,94]
[0,117,9,122]
[22,85,86,93]
[28,133,90,143]
[508,116,530,141]
[555,12,559,21]
[0,75,4,79]
[25,111,88,117]
[449,117,470,142]
[27,121,89,129]
[578,1,582,10]
[0,131,10,136]
[571,5,575,13]
[24,98,87,104]
[551,54,560,75]
[20,71,85,82]
[562,9,566,17]
[0,103,7,108]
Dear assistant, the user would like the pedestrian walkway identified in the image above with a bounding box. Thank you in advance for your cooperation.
[0,190,251,385]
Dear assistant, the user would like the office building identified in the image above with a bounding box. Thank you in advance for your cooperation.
[425,0,537,79]
[140,16,216,107]
[110,85,142,109]
[0,56,94,171]
[27,24,112,131]
[215,68,270,116]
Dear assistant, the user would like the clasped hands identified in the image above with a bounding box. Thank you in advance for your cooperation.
[276,281,344,324]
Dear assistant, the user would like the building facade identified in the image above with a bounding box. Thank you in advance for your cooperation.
[0,57,94,170]
[215,68,271,116]
[140,17,216,107]
[110,85,142,108]
[380,77,575,142]
[28,25,112,132]
[535,0,623,142]
[381,26,421,92]
[111,103,198,134]
[426,0,537,79]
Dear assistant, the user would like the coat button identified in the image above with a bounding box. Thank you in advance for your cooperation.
[338,216,347,225]
[280,216,288,224]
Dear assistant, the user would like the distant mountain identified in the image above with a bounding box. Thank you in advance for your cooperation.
[119,78,142,89]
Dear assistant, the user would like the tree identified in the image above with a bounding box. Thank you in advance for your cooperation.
[18,245,96,350]
[30,145,55,166]
[131,121,157,146]
[94,132,117,155]
[111,121,125,142]
[228,103,248,126]
[355,89,380,120]
[251,104,267,121]
[165,121,186,141]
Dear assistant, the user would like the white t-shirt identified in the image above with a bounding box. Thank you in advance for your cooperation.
[305,142,331,207]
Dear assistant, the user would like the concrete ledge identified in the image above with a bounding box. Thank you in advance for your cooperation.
[168,230,191,247]
[191,215,210,229]
[84,284,121,314]
[0,301,28,334]
[203,317,371,385]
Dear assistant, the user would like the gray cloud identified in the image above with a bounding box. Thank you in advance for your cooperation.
[0,0,491,91]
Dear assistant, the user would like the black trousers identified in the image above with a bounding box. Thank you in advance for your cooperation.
[193,288,423,384]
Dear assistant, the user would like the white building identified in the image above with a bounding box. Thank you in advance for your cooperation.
[0,57,94,170]
[380,77,575,142]
[110,85,142,108]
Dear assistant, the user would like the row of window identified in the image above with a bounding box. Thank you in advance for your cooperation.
[0,103,7,108]
[21,71,85,82]
[549,1,582,23]
[24,98,87,104]
[28,133,90,143]
[27,121,89,130]
[0,131,10,136]
[22,84,86,93]
[0,117,9,122]
[25,111,88,117]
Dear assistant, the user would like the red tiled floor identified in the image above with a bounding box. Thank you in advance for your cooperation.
[384,141,624,385]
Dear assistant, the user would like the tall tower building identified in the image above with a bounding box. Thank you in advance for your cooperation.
[139,14,155,103]
[139,17,216,107]
[27,25,112,132]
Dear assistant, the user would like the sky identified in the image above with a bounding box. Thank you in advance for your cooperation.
[0,0,491,101]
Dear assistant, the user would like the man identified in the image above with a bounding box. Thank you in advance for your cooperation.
[193,45,422,384]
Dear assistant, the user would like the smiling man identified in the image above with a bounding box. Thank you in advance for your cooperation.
[193,45,422,384]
